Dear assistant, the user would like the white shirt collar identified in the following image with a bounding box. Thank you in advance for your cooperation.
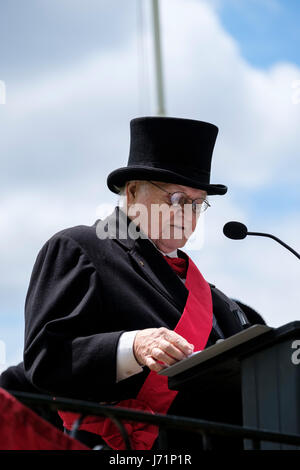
[148,239,178,258]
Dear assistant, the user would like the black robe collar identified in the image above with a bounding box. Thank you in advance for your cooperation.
[95,206,189,312]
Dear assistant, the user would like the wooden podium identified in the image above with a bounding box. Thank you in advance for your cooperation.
[159,321,300,450]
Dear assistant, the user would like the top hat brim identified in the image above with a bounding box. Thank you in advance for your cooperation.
[107,166,227,196]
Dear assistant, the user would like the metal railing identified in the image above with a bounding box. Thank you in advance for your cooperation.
[6,390,300,451]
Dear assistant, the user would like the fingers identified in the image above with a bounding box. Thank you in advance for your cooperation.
[156,339,186,362]
[159,327,194,356]
[151,347,178,366]
[133,327,195,372]
[145,356,166,372]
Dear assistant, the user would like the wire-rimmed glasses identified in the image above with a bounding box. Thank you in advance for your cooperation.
[148,181,210,214]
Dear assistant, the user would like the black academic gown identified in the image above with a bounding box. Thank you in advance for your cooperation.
[19,206,266,449]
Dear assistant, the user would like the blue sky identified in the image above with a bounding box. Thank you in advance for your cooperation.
[0,0,299,372]
[217,0,300,68]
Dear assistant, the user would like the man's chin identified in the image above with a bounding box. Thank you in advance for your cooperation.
[170,228,192,243]
[161,237,187,251]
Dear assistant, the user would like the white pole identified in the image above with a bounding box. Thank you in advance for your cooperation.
[151,0,166,116]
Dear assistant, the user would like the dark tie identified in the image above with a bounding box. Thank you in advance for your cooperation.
[163,255,188,279]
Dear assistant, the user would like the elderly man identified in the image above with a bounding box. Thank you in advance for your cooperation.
[20,117,265,449]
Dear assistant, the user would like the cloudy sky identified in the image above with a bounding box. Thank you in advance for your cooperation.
[0,0,299,372]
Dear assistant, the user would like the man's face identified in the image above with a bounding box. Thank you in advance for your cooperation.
[125,180,207,253]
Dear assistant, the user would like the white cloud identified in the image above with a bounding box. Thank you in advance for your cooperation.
[5,50,136,119]
[186,197,300,328]
[0,189,111,290]
[161,0,300,187]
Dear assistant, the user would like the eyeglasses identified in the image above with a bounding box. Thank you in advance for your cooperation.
[148,181,210,214]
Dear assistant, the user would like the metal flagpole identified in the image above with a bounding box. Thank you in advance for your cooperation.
[151,0,166,116]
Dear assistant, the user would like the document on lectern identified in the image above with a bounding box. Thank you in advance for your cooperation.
[158,324,273,377]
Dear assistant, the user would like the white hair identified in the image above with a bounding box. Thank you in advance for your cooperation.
[114,180,150,207]
[113,183,127,207]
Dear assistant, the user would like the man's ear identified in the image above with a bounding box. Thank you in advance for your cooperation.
[126,181,137,203]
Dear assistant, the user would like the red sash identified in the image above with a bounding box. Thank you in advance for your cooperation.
[59,255,213,449]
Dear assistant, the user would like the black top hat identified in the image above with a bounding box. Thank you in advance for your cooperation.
[107,116,227,196]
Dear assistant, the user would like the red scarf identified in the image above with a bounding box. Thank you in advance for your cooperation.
[59,254,213,450]
[163,255,188,278]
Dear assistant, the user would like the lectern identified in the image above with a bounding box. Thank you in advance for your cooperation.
[160,321,300,450]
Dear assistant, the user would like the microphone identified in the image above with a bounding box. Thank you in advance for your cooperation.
[223,221,247,240]
[223,221,300,260]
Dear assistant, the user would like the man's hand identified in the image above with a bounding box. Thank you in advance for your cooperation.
[133,327,194,372]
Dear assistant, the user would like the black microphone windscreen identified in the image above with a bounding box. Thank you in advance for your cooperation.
[223,221,248,240]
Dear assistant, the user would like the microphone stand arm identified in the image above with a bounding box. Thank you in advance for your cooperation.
[247,232,300,260]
